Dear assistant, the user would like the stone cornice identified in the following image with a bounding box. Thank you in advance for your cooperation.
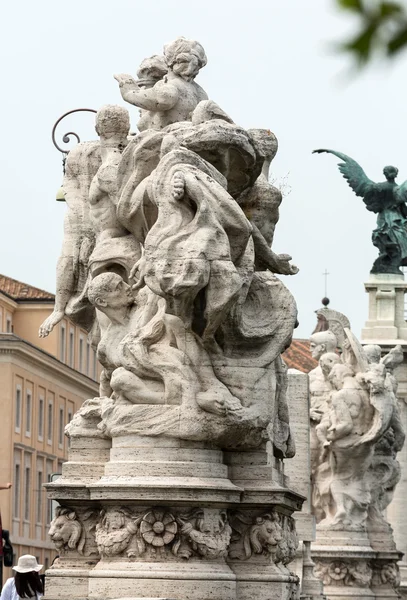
[0,334,98,398]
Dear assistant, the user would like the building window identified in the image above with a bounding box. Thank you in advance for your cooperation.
[46,466,53,525]
[25,390,32,437]
[60,323,66,363]
[86,341,91,376]
[24,467,30,520]
[0,307,3,332]
[13,464,20,518]
[79,335,84,373]
[69,328,74,367]
[92,348,97,380]
[36,471,43,523]
[47,401,53,444]
[15,385,22,432]
[6,315,12,333]
[38,396,44,440]
[58,407,64,447]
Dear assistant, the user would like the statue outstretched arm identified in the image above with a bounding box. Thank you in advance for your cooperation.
[251,224,298,275]
[114,74,178,112]
[313,148,375,202]
[39,213,76,338]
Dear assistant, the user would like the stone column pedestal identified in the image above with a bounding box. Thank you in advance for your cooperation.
[361,272,407,600]
[362,273,407,343]
[45,431,304,600]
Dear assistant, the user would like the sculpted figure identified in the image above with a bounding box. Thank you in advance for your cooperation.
[309,309,405,532]
[39,141,101,337]
[115,37,208,131]
[229,510,283,562]
[45,36,300,454]
[363,344,405,526]
[308,330,338,517]
[175,509,232,559]
[88,105,141,281]
[49,507,90,555]
[87,271,244,420]
[95,508,140,558]
[135,55,168,132]
[314,149,407,274]
[238,129,297,276]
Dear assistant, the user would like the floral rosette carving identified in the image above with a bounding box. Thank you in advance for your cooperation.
[328,562,347,582]
[314,560,372,588]
[140,510,177,547]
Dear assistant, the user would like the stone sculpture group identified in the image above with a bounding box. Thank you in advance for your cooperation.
[309,310,404,598]
[40,34,407,600]
[42,37,304,600]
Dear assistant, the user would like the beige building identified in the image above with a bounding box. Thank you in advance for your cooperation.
[0,274,99,573]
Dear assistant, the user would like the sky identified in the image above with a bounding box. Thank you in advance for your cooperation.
[1,0,406,339]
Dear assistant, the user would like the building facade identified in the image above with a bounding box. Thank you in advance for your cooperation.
[0,274,99,574]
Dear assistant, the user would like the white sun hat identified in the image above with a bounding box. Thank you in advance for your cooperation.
[12,555,43,573]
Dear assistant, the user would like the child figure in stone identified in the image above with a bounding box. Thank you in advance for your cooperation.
[115,37,208,131]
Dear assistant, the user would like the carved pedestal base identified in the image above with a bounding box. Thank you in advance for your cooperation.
[312,529,401,600]
[45,434,304,600]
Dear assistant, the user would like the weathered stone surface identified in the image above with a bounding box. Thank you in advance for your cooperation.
[43,36,304,600]
[309,308,405,600]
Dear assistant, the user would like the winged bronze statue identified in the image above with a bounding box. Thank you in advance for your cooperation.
[313,149,407,274]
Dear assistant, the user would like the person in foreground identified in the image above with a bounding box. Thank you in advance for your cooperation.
[0,555,43,600]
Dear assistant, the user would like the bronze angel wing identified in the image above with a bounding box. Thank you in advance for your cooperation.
[394,179,407,218]
[313,149,379,212]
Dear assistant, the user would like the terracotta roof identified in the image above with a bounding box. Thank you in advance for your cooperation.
[0,274,54,301]
[283,338,317,373]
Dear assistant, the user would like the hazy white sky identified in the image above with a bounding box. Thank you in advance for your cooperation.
[1,0,406,338]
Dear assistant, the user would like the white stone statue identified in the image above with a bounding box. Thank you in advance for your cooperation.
[39,142,101,337]
[115,37,208,132]
[309,318,405,530]
[44,37,305,600]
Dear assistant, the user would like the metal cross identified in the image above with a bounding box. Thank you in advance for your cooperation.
[322,269,330,297]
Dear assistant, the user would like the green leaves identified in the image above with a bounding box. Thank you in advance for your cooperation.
[388,24,407,54]
[338,0,364,11]
[341,23,377,64]
[336,0,407,65]
[380,1,404,17]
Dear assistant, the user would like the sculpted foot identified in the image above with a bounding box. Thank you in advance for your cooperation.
[39,310,65,338]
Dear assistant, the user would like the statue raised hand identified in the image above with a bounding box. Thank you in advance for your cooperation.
[313,148,407,274]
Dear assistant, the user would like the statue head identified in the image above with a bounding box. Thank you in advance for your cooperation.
[137,55,168,86]
[363,344,382,364]
[164,37,207,81]
[319,352,340,379]
[309,330,337,360]
[95,105,130,142]
[247,129,278,162]
[88,272,133,312]
[383,165,398,182]
[328,362,354,390]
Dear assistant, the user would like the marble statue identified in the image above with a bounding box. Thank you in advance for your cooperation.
[115,38,208,131]
[313,149,407,274]
[39,142,101,337]
[309,308,405,599]
[44,37,304,600]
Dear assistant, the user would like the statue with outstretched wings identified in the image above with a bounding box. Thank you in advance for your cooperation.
[313,149,407,275]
